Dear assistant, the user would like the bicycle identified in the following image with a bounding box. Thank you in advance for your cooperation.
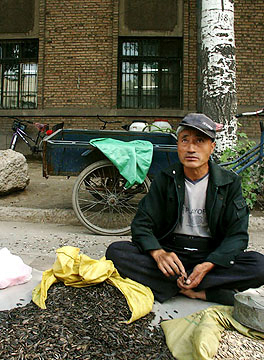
[220,108,264,174]
[9,116,64,154]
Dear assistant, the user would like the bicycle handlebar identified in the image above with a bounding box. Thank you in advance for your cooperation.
[8,116,51,129]
[7,116,34,125]
[236,108,264,118]
[97,115,122,129]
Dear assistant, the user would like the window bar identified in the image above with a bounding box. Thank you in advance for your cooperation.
[0,65,3,107]
[158,62,161,109]
[138,62,142,108]
[154,62,158,109]
[17,63,21,108]
[147,63,149,109]
[3,67,8,108]
[149,66,151,109]
[165,62,169,108]
[126,69,129,108]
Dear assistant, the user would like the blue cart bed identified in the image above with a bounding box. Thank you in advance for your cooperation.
[42,128,178,178]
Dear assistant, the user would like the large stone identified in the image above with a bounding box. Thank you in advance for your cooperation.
[0,150,30,195]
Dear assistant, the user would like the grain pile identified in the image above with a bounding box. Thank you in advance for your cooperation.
[0,282,173,360]
[1,282,264,359]
[214,330,264,360]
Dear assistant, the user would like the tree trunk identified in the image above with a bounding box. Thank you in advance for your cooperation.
[197,0,237,152]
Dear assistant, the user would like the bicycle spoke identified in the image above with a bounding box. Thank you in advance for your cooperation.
[83,175,107,200]
[118,200,138,214]
[79,199,104,212]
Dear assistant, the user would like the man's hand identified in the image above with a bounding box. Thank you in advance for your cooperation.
[149,249,186,278]
[177,262,215,290]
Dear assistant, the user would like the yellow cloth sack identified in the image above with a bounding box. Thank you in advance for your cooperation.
[161,305,264,360]
[32,246,154,324]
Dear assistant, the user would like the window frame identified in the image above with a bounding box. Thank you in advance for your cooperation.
[0,39,38,109]
[117,37,183,109]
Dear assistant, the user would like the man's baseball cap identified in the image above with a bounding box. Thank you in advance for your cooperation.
[178,113,219,140]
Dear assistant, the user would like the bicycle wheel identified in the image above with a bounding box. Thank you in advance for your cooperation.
[72,159,151,236]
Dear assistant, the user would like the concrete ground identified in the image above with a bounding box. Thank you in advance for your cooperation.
[0,159,264,325]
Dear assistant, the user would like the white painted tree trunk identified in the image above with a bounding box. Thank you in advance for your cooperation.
[198,0,237,152]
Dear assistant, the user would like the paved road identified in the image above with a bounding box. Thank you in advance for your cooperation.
[0,221,128,270]
[0,220,263,271]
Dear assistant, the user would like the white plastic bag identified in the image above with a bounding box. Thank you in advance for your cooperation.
[0,248,32,289]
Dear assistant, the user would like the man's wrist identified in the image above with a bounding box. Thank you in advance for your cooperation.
[200,261,215,273]
[149,248,164,260]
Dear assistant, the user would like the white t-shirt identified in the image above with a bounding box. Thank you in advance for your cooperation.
[174,174,211,238]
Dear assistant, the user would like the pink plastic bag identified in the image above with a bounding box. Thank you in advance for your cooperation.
[0,248,32,289]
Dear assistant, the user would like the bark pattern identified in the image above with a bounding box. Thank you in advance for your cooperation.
[199,0,237,152]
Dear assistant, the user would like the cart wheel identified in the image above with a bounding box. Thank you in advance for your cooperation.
[72,159,151,236]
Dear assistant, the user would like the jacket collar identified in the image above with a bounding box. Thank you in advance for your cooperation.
[163,160,236,186]
[208,160,236,186]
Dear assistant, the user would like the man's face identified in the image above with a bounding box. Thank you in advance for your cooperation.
[177,128,216,172]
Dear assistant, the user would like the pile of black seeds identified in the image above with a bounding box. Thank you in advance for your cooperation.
[0,282,174,359]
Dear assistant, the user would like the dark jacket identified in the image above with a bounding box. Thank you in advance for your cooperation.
[131,160,249,268]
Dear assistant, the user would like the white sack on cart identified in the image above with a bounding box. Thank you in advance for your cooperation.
[0,248,32,289]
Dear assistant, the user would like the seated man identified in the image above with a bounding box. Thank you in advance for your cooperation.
[106,113,264,305]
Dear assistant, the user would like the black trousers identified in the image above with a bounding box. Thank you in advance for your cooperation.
[105,241,264,305]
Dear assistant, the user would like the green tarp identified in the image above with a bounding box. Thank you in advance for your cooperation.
[89,138,153,188]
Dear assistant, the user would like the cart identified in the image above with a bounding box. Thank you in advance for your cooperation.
[42,128,178,236]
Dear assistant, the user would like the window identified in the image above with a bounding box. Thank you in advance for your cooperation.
[0,39,38,109]
[118,38,182,109]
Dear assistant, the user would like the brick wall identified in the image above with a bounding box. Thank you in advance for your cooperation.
[183,0,197,111]
[235,0,264,138]
[38,0,196,114]
[38,0,118,109]
[235,0,263,108]
[38,0,198,114]
[35,0,196,133]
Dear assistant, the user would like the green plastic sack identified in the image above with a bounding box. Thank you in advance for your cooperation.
[89,138,153,188]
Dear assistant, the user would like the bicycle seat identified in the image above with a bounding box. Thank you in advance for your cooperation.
[34,123,49,132]
[216,123,224,131]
